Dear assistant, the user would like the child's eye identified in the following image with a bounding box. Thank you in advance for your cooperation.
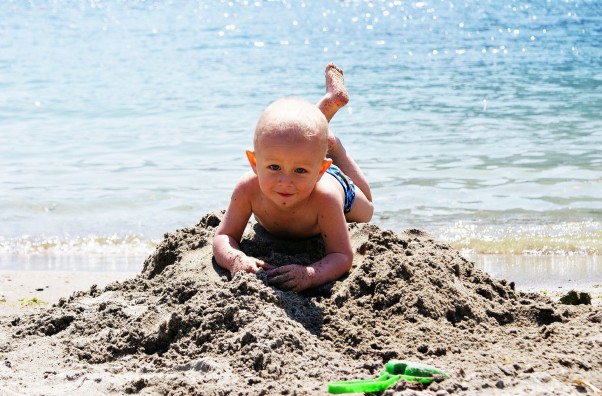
[294,168,307,174]
[268,164,281,171]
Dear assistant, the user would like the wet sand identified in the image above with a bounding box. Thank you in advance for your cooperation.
[0,271,138,317]
[471,254,602,305]
[1,213,601,395]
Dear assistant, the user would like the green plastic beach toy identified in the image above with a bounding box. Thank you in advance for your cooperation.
[328,360,449,394]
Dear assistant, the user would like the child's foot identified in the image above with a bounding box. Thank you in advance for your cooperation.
[317,63,349,123]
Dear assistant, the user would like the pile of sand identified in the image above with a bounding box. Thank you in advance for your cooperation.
[1,212,601,395]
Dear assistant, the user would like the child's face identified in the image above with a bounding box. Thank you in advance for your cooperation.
[248,131,331,210]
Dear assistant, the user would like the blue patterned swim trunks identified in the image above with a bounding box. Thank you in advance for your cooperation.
[325,164,356,213]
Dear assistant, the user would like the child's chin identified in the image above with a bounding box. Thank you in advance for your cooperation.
[273,195,301,207]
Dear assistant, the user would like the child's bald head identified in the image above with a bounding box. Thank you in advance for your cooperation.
[254,98,329,155]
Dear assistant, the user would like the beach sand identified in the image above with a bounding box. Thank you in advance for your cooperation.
[1,212,600,395]
[0,271,138,317]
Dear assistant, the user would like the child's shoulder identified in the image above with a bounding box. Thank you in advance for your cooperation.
[238,170,258,184]
[232,170,260,195]
[315,172,345,205]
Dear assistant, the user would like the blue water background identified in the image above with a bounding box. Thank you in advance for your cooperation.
[1,0,601,271]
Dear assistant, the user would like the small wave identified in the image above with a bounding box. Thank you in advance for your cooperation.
[439,221,602,255]
[0,235,158,256]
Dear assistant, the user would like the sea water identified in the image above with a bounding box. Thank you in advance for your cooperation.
[1,1,601,281]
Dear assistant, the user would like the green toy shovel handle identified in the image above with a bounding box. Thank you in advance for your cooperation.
[328,372,438,394]
[328,361,450,394]
[328,372,402,394]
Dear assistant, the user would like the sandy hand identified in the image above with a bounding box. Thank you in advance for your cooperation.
[266,264,314,292]
[231,255,273,277]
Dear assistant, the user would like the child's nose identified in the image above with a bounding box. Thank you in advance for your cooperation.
[278,174,293,185]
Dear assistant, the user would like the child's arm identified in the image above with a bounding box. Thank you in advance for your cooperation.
[213,174,271,276]
[266,192,353,291]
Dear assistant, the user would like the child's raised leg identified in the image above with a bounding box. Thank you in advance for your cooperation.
[316,63,349,122]
[316,63,373,223]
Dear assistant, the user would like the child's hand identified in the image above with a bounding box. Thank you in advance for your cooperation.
[231,255,271,277]
[266,265,314,292]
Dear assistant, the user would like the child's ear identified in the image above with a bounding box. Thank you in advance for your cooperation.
[318,158,333,177]
[246,150,257,174]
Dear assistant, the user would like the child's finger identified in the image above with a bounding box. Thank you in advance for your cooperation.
[267,273,287,285]
[258,260,275,270]
[277,281,296,291]
[266,266,285,276]
[267,270,293,286]
[270,277,296,291]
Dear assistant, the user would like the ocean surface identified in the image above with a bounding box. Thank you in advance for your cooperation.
[1,1,601,282]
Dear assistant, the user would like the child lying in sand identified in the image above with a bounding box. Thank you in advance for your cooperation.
[213,64,373,291]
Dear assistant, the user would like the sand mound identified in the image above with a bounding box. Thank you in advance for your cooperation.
[2,212,601,395]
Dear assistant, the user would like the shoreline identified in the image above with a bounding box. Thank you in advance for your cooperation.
[470,254,602,305]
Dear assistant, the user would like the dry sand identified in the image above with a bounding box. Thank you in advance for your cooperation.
[1,212,601,395]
